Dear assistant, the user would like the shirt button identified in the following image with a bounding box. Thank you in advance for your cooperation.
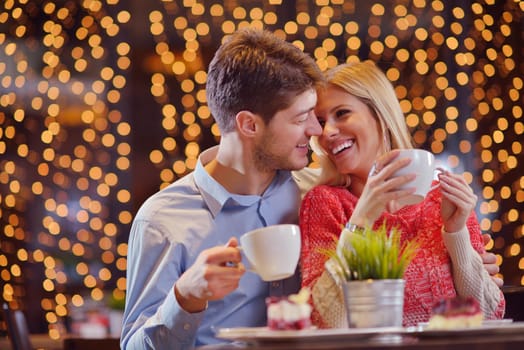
[271,282,280,288]
[183,323,191,331]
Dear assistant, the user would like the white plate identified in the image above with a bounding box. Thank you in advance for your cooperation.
[417,319,513,328]
[216,321,524,343]
[406,321,524,338]
[215,326,405,343]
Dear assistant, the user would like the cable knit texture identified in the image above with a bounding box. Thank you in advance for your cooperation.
[299,184,505,328]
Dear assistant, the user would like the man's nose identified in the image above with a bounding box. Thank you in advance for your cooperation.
[307,116,323,136]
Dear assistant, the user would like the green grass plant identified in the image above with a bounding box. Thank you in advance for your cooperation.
[323,223,418,281]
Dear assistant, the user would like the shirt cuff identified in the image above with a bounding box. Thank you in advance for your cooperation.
[163,288,206,344]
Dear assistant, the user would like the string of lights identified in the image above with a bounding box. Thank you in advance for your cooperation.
[0,0,522,336]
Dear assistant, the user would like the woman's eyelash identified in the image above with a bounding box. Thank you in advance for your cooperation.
[335,109,349,117]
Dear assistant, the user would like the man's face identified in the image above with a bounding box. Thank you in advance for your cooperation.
[253,89,322,172]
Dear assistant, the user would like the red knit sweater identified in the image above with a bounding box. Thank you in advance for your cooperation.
[299,184,505,327]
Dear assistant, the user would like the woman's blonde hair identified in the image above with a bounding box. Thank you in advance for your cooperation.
[313,60,413,186]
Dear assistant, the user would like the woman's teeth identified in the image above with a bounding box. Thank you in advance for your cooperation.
[332,140,354,155]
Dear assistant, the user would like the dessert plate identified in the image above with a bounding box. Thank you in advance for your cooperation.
[215,326,405,343]
[416,318,513,329]
[216,321,524,343]
[406,320,524,338]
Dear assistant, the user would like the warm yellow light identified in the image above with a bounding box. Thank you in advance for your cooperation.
[1,0,523,332]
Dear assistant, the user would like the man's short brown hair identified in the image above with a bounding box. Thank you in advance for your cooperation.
[206,27,324,134]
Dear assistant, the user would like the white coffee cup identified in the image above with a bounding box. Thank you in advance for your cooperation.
[394,149,436,206]
[239,224,301,282]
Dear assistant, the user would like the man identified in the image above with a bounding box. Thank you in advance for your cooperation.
[121,27,502,350]
[121,27,324,349]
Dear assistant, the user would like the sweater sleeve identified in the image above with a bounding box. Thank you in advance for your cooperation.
[311,265,347,328]
[442,226,505,319]
[299,186,353,328]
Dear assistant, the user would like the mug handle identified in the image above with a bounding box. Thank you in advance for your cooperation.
[225,246,256,273]
[429,167,447,192]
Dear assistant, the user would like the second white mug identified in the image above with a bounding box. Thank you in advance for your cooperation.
[394,148,436,207]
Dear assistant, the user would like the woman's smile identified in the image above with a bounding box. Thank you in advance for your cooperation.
[331,139,355,155]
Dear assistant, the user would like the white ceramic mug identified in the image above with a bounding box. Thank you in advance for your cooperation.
[394,149,436,207]
[239,224,301,282]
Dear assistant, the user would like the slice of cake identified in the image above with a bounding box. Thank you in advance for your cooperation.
[427,296,483,330]
[266,288,312,330]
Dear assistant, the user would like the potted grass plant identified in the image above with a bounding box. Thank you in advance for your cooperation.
[323,223,418,328]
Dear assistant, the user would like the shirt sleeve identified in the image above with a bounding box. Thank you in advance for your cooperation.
[442,225,505,320]
[120,219,205,350]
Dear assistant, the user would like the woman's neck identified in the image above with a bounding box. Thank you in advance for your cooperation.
[348,175,366,197]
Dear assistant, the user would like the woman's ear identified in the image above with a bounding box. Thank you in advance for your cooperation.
[236,110,262,138]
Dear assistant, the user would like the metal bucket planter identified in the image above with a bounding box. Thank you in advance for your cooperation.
[341,279,405,328]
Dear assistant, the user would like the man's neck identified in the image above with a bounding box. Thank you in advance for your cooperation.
[204,137,277,196]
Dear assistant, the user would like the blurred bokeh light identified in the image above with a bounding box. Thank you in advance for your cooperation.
[0,0,523,335]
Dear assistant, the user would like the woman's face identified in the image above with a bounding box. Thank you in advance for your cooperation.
[315,84,383,180]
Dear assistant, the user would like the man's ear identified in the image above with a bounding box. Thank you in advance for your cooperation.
[236,110,262,138]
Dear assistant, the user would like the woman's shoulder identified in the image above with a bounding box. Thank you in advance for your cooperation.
[304,184,352,200]
[301,185,357,214]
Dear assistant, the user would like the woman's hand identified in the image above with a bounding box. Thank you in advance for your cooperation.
[438,169,477,233]
[349,150,416,226]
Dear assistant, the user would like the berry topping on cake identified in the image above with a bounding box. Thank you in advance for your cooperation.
[427,296,483,329]
[266,288,312,330]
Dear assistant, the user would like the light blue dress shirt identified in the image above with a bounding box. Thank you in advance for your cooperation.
[121,153,303,350]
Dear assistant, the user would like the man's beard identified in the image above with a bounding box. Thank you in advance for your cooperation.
[253,134,295,173]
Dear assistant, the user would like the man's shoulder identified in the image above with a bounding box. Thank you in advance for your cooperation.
[151,172,199,198]
[135,173,202,219]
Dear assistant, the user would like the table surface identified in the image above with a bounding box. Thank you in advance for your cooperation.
[0,334,120,350]
[2,323,523,350]
[197,322,524,350]
[0,333,63,349]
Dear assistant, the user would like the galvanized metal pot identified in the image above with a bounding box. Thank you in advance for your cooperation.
[341,279,405,328]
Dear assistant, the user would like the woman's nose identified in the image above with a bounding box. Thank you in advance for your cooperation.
[322,120,338,138]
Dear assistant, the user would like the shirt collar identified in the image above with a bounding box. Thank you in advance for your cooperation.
[194,146,294,217]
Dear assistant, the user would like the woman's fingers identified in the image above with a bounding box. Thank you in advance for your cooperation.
[438,170,478,232]
[370,154,412,180]
[439,173,477,209]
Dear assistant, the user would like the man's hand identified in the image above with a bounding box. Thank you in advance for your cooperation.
[174,237,245,312]
[481,233,503,288]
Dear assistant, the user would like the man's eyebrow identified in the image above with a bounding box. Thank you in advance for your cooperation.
[293,106,315,117]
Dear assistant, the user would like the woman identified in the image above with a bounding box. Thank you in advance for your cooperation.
[299,61,505,328]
